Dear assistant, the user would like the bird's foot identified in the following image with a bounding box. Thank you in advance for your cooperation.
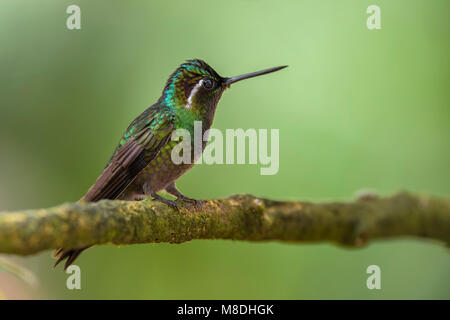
[177,195,202,208]
[165,184,202,208]
[152,194,179,210]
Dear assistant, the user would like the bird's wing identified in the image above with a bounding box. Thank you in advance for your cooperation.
[81,106,175,202]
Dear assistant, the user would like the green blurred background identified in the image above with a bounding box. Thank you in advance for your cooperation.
[0,0,449,299]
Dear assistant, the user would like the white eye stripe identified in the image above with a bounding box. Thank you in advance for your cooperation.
[185,80,203,109]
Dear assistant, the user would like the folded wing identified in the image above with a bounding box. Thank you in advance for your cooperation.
[82,106,175,202]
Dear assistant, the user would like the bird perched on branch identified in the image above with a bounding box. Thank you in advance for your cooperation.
[53,59,286,269]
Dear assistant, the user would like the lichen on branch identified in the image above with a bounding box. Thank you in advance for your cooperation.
[0,192,449,255]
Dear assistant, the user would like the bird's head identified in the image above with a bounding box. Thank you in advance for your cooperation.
[161,59,286,117]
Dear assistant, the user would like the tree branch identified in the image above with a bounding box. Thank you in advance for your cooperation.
[0,192,449,255]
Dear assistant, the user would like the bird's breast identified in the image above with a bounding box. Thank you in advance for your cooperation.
[132,139,198,193]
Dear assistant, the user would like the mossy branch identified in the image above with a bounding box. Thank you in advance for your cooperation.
[0,192,449,255]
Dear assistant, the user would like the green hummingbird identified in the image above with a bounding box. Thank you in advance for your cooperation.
[53,59,286,269]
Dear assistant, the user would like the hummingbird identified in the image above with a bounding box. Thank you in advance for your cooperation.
[53,59,286,269]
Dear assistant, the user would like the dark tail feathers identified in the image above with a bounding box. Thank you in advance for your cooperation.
[53,246,91,270]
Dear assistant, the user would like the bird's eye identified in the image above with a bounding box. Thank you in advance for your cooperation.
[202,78,214,90]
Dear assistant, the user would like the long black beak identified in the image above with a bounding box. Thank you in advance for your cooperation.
[224,65,287,87]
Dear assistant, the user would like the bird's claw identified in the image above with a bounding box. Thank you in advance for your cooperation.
[166,201,179,211]
[178,196,202,208]
[152,195,179,211]
[193,199,203,208]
